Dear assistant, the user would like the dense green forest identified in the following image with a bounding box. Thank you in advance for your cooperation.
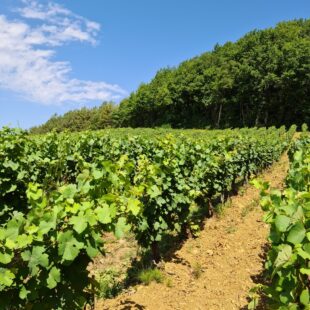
[31,19,310,134]
[31,103,117,133]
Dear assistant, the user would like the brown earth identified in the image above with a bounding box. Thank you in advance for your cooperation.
[96,152,290,310]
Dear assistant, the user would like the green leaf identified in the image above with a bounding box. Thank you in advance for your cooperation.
[291,206,304,222]
[27,186,43,201]
[304,243,310,254]
[0,252,13,264]
[0,268,15,287]
[57,231,84,262]
[300,289,309,306]
[287,222,306,245]
[4,239,15,250]
[59,184,77,199]
[5,214,25,239]
[160,220,168,230]
[128,198,141,216]
[300,268,310,275]
[147,185,161,198]
[69,215,88,234]
[86,242,99,259]
[19,285,30,299]
[0,229,5,241]
[274,215,291,232]
[274,244,292,269]
[115,217,129,239]
[7,184,17,193]
[92,169,103,180]
[21,246,49,275]
[96,204,111,224]
[47,267,61,289]
[16,234,33,248]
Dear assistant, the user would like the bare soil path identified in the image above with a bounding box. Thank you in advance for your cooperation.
[97,152,290,310]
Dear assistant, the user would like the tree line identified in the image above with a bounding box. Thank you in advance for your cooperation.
[30,103,118,134]
[31,19,310,134]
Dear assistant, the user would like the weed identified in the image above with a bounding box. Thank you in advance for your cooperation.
[241,199,259,218]
[239,188,246,196]
[138,268,164,285]
[192,262,203,279]
[165,277,174,288]
[96,269,122,299]
[215,203,225,217]
[215,198,232,217]
[226,225,237,234]
[120,249,136,261]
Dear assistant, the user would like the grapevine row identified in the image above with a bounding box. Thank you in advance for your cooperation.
[252,131,309,309]
[0,126,295,309]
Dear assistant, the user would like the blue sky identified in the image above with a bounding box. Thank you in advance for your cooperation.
[0,0,309,129]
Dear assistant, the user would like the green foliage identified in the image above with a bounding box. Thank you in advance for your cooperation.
[29,20,309,132]
[30,102,118,134]
[138,268,164,285]
[117,19,310,129]
[302,123,309,133]
[0,126,295,308]
[254,134,310,308]
[96,269,122,299]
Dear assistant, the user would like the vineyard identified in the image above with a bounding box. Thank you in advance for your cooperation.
[0,125,307,309]
[251,132,310,308]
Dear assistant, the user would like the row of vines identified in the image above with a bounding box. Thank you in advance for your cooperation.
[0,126,295,309]
[253,131,310,309]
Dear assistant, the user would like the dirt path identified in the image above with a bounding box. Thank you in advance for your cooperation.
[98,152,289,310]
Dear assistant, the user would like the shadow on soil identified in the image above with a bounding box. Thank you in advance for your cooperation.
[101,176,264,303]
[240,243,271,310]
[118,299,146,310]
[117,178,250,290]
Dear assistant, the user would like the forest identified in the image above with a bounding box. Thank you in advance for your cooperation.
[31,19,310,134]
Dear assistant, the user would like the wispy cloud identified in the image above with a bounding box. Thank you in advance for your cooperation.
[0,0,126,105]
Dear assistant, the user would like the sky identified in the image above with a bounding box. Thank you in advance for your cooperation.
[0,0,309,129]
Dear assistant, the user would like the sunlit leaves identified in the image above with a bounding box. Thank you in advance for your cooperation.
[57,231,84,262]
[70,214,88,234]
[127,198,141,216]
[95,204,112,224]
[59,184,77,199]
[0,126,294,309]
[287,222,306,245]
[47,267,61,289]
[0,268,15,288]
[258,134,310,307]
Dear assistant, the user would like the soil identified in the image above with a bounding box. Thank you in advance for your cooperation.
[96,152,290,310]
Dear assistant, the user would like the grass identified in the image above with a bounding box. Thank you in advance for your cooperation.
[138,268,164,285]
[96,268,123,299]
[226,224,237,234]
[165,277,174,288]
[241,199,259,218]
[215,197,232,218]
[192,262,203,279]
[239,187,246,196]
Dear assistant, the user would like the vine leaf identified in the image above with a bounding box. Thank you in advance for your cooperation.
[21,246,49,275]
[47,267,61,289]
[287,222,306,245]
[57,231,84,262]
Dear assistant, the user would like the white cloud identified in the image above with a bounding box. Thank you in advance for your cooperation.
[0,1,126,105]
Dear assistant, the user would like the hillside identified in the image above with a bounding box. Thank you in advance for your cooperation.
[31,19,310,134]
[118,19,309,128]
